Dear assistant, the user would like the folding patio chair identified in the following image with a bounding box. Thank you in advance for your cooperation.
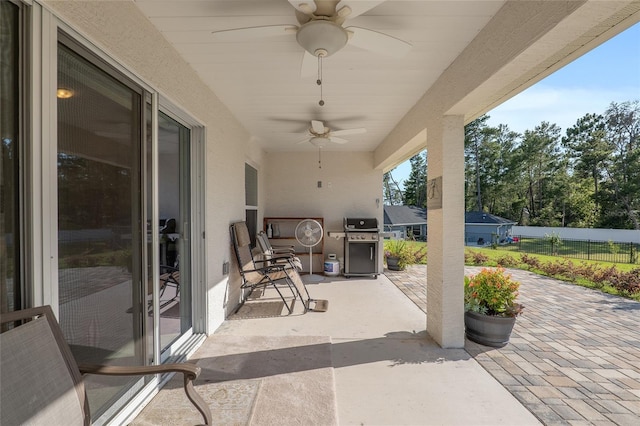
[256,231,303,271]
[279,258,329,313]
[256,228,327,312]
[255,228,327,313]
[230,222,298,314]
[159,264,180,309]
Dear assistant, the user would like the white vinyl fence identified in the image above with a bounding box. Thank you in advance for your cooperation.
[512,226,640,244]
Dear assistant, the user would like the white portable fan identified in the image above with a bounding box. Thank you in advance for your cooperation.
[295,219,324,282]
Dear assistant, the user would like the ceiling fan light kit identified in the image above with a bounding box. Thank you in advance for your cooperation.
[296,20,348,57]
[310,136,326,147]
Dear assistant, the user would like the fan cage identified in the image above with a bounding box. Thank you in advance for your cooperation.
[295,219,324,248]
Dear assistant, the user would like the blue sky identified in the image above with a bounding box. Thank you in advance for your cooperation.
[391,22,640,185]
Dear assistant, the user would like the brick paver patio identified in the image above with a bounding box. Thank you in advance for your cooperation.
[386,265,640,426]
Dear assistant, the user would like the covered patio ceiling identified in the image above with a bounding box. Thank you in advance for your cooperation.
[134,0,640,166]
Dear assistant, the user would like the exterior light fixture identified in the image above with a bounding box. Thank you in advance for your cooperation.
[56,88,74,99]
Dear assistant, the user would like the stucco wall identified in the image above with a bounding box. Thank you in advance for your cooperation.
[265,151,383,267]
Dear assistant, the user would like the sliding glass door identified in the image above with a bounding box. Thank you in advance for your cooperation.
[157,111,192,352]
[57,39,146,418]
[56,32,198,420]
[0,1,22,315]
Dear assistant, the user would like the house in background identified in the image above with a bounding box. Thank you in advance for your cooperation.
[383,205,427,240]
[465,211,518,246]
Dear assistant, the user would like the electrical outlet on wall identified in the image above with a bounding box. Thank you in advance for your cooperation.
[222,261,229,275]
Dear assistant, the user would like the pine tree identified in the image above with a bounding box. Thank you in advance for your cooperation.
[403,151,427,207]
[383,169,404,205]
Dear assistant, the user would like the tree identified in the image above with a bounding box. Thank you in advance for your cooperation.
[403,151,427,207]
[599,101,640,229]
[383,168,404,205]
[464,116,522,220]
[475,124,522,219]
[563,113,608,219]
[464,115,490,211]
[515,122,565,225]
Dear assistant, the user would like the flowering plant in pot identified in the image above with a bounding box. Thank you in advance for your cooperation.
[384,239,414,271]
[464,267,523,347]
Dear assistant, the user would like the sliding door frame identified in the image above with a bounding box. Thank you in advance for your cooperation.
[24,2,208,423]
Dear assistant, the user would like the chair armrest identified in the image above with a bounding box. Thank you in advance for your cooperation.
[271,246,295,253]
[160,265,179,274]
[264,254,296,263]
[251,259,287,271]
[79,363,211,426]
[78,362,198,377]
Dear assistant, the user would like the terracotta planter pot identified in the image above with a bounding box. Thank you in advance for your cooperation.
[464,311,516,347]
[385,256,402,271]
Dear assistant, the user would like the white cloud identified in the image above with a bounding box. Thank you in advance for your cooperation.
[486,85,638,134]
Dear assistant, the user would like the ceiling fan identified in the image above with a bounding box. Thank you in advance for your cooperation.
[297,119,366,147]
[211,0,412,76]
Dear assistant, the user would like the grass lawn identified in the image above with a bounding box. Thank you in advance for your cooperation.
[467,246,639,273]
[500,237,639,265]
[385,240,640,301]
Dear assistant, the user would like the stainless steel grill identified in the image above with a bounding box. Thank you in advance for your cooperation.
[343,218,379,278]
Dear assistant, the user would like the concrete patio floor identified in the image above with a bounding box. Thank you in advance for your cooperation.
[134,272,540,425]
[133,265,640,425]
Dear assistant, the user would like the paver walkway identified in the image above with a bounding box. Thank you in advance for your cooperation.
[386,265,640,426]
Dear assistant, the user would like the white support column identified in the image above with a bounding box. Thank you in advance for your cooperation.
[426,115,465,348]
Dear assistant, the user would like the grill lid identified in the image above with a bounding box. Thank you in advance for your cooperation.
[344,217,379,231]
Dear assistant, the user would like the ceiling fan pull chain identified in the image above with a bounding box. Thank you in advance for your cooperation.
[317,55,324,106]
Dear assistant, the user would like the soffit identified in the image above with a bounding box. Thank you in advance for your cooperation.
[132,0,640,161]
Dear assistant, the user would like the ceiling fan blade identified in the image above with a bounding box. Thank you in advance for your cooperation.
[296,137,313,144]
[211,25,297,41]
[328,136,349,144]
[311,120,325,134]
[346,26,411,58]
[300,51,316,78]
[331,127,366,136]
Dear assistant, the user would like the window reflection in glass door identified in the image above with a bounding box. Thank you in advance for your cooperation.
[157,112,191,351]
[1,1,22,316]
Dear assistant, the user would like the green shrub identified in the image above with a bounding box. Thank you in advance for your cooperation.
[384,240,415,270]
[496,254,518,267]
[470,251,489,265]
[520,253,541,270]
[464,267,523,317]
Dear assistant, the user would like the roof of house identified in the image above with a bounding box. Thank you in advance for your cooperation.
[384,205,427,226]
[465,211,517,225]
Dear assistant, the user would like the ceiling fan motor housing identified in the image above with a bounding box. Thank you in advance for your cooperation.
[296,20,348,57]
